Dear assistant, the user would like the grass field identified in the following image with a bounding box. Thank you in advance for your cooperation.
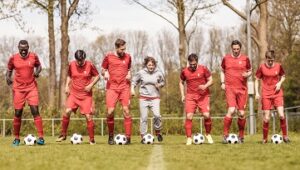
[0,133,299,170]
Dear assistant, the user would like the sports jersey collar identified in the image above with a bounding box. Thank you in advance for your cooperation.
[75,60,86,67]
[188,64,198,72]
[231,53,241,59]
[18,52,30,59]
[264,62,275,68]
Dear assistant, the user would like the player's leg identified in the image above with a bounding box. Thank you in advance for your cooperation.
[198,95,213,144]
[85,114,95,145]
[151,99,163,142]
[29,105,45,145]
[56,108,73,142]
[80,96,95,145]
[12,90,26,146]
[236,89,248,143]
[120,88,132,144]
[277,106,290,143]
[106,89,118,145]
[262,110,271,143]
[223,89,236,143]
[184,95,196,145]
[139,99,149,143]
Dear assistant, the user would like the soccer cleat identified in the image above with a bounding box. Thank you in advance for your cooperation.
[283,137,291,143]
[90,139,96,145]
[12,138,21,147]
[186,137,192,145]
[56,135,67,142]
[238,137,244,144]
[157,134,163,142]
[205,134,214,144]
[222,136,228,144]
[37,137,45,145]
[108,135,114,145]
[125,137,131,145]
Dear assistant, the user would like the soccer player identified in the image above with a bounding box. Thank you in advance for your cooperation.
[220,40,252,144]
[6,40,45,146]
[56,50,100,145]
[179,53,214,145]
[131,56,165,143]
[101,38,132,145]
[255,50,290,143]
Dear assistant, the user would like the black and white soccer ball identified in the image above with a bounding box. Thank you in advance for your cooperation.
[142,134,155,144]
[24,134,37,146]
[193,133,205,145]
[114,134,127,145]
[70,133,83,144]
[271,134,283,144]
[226,133,239,144]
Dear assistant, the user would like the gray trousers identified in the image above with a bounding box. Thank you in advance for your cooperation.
[139,98,162,135]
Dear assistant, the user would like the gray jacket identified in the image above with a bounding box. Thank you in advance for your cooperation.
[131,68,165,98]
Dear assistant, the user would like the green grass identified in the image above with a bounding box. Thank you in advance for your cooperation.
[0,134,299,170]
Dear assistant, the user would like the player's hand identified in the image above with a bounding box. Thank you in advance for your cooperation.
[33,71,39,78]
[104,71,109,80]
[255,93,260,100]
[242,71,251,78]
[126,73,131,80]
[6,77,13,86]
[131,89,135,97]
[198,84,207,90]
[221,83,225,90]
[181,96,185,103]
[275,82,281,92]
[155,83,160,89]
[65,86,70,96]
[84,84,93,92]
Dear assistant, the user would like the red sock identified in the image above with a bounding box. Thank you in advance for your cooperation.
[13,117,22,139]
[280,117,287,137]
[204,118,212,135]
[87,120,95,141]
[238,118,246,138]
[34,116,44,138]
[61,115,70,136]
[185,119,192,138]
[263,121,269,140]
[124,117,132,138]
[106,116,114,136]
[223,116,232,137]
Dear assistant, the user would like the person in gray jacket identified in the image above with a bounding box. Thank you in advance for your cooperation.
[131,56,165,143]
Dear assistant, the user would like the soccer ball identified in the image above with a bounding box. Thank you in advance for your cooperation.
[271,134,283,144]
[142,134,155,144]
[114,134,127,145]
[226,133,239,144]
[24,134,37,146]
[70,133,83,144]
[193,133,205,145]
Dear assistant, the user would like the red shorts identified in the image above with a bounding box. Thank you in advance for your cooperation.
[185,94,210,113]
[262,96,284,110]
[225,88,248,110]
[66,94,94,114]
[106,88,130,108]
[13,89,39,109]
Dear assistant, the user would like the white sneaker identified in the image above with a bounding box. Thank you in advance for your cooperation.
[205,134,214,144]
[186,137,192,145]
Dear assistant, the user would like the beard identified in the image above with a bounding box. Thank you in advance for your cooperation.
[20,50,29,58]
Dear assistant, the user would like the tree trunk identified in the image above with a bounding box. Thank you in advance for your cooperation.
[48,0,57,110]
[257,1,268,62]
[59,0,70,108]
[177,0,187,69]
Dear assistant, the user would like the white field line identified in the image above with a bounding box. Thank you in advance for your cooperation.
[147,145,165,170]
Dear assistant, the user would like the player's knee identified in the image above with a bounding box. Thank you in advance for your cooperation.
[30,105,40,117]
[64,109,72,117]
[14,109,23,118]
[107,108,114,115]
[186,113,193,120]
[263,116,270,122]
[202,112,210,119]
[85,114,93,121]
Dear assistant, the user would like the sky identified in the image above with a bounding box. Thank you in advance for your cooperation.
[0,0,246,41]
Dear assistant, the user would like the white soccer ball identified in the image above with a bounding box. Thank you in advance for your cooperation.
[193,133,205,145]
[114,134,127,145]
[226,133,239,144]
[24,134,37,146]
[70,133,83,144]
[142,134,155,144]
[271,134,283,144]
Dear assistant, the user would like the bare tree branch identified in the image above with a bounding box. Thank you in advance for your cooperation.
[250,0,269,15]
[32,0,47,11]
[67,0,79,19]
[132,0,178,30]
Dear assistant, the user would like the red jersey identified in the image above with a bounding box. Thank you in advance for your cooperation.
[101,52,131,90]
[180,65,211,96]
[221,54,251,89]
[68,60,99,98]
[255,63,285,98]
[7,52,41,91]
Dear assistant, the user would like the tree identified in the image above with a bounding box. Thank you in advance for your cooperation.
[222,0,269,62]
[29,0,58,110]
[130,0,218,68]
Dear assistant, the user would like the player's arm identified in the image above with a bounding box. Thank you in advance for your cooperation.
[200,76,213,90]
[5,70,13,86]
[85,75,100,92]
[101,68,109,80]
[254,77,260,100]
[65,76,71,95]
[126,70,131,80]
[275,75,285,92]
[131,72,141,96]
[220,70,225,90]
[242,69,252,78]
[179,79,185,103]
[34,65,42,78]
